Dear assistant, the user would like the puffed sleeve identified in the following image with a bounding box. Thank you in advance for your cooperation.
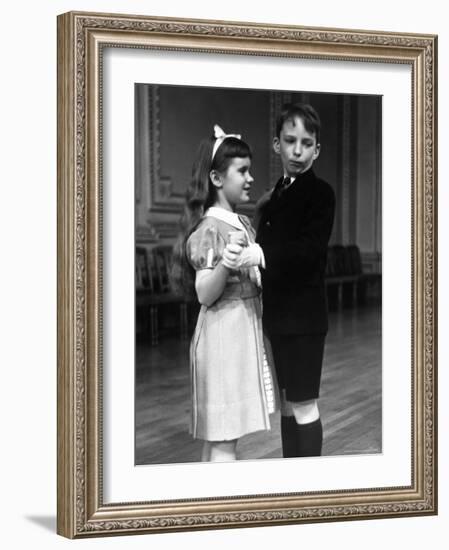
[186,222,224,271]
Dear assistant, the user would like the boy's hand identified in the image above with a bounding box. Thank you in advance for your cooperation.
[222,243,243,270]
[235,243,264,268]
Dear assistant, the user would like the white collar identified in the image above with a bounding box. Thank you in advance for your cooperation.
[204,206,245,230]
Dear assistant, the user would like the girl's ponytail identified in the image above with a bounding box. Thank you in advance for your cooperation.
[170,139,215,298]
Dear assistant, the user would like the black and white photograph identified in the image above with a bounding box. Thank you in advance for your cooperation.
[134,83,382,465]
[53,8,436,540]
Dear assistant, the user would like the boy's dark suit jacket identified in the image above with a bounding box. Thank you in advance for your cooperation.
[255,169,335,335]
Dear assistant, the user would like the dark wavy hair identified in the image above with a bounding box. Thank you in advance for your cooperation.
[171,135,252,298]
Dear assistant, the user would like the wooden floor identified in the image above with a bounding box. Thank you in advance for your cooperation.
[135,300,382,464]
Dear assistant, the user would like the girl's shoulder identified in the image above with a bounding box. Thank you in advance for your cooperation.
[191,214,238,239]
[196,215,221,230]
[188,216,221,242]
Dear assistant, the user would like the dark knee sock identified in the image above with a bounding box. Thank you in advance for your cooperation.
[294,418,323,457]
[281,416,298,458]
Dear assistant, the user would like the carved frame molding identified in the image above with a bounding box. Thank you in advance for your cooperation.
[57,11,437,538]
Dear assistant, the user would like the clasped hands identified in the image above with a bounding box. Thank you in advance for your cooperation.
[221,230,263,270]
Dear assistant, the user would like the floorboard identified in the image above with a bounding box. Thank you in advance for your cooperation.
[135,300,382,465]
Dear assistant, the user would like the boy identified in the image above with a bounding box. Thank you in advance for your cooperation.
[255,103,335,457]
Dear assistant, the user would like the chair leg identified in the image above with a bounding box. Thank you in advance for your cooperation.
[150,305,158,346]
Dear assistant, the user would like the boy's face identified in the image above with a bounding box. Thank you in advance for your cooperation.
[273,116,320,178]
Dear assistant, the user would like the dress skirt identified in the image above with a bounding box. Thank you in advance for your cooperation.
[190,288,277,442]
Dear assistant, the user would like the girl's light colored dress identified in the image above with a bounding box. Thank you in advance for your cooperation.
[186,207,278,442]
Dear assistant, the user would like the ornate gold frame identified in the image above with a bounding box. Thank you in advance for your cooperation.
[57,11,438,538]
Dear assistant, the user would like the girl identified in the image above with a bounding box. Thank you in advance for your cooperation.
[173,126,278,462]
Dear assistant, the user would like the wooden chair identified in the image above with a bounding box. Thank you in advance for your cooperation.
[325,245,359,308]
[136,245,190,345]
[325,245,381,308]
[345,245,382,305]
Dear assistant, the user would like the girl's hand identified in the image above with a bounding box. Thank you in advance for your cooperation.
[222,243,243,270]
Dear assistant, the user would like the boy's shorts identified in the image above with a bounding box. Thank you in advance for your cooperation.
[269,333,326,402]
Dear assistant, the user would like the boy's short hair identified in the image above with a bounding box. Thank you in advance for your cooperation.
[276,103,321,143]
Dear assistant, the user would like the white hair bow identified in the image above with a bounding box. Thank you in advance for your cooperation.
[211,124,242,160]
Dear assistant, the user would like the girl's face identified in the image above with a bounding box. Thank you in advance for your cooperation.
[211,157,254,211]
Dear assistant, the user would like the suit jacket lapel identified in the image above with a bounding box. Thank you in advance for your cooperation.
[261,169,316,223]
